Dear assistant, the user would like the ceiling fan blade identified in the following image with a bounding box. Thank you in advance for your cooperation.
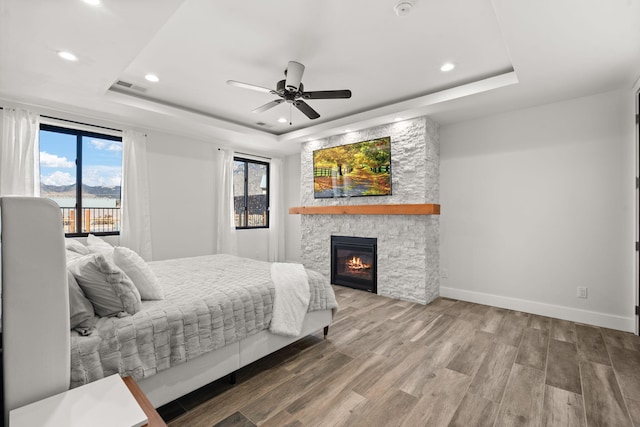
[302,89,352,100]
[294,100,320,119]
[252,99,284,113]
[227,80,274,95]
[285,61,305,92]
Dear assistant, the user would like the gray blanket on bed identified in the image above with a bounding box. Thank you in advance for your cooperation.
[70,254,337,388]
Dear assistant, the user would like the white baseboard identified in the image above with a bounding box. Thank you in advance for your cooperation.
[440,286,636,333]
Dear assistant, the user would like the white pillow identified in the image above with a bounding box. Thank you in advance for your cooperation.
[86,234,114,258]
[65,238,90,255]
[86,233,112,250]
[68,253,141,317]
[86,246,114,259]
[113,247,164,300]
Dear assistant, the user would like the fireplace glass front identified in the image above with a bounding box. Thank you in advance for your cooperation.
[331,235,377,293]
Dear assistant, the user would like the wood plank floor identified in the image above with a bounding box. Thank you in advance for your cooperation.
[162,286,640,427]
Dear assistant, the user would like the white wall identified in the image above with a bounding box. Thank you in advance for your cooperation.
[146,131,217,260]
[236,228,269,261]
[439,88,636,331]
[146,131,276,261]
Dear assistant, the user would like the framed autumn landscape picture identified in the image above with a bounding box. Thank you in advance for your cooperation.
[313,137,392,198]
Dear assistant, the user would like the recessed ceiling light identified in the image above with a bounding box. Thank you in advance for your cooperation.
[145,74,159,83]
[277,117,287,123]
[394,2,413,16]
[57,51,78,61]
[82,0,100,6]
[440,62,455,72]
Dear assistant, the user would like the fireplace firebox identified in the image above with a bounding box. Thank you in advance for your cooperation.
[331,235,377,293]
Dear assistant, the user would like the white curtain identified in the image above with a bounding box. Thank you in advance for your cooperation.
[0,108,40,196]
[214,148,237,255]
[268,157,285,262]
[120,130,153,260]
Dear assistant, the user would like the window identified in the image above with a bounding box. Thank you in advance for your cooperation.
[39,124,122,235]
[233,157,269,228]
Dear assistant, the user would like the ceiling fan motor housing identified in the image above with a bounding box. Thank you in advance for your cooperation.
[277,79,304,102]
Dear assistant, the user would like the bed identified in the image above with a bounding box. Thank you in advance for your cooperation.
[1,196,337,423]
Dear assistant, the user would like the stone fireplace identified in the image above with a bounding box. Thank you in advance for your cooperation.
[298,116,440,305]
[331,235,377,293]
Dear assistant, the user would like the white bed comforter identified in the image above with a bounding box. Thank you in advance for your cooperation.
[69,254,337,388]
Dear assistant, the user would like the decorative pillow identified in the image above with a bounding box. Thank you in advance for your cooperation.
[68,271,96,335]
[65,238,90,255]
[113,246,164,300]
[86,246,114,259]
[68,253,141,317]
[86,234,114,258]
[86,233,112,248]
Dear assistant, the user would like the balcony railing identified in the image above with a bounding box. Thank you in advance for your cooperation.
[234,212,267,228]
[61,207,120,234]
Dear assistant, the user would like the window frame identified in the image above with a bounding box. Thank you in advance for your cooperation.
[233,156,270,230]
[39,123,122,237]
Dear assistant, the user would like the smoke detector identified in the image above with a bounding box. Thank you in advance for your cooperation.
[394,1,413,16]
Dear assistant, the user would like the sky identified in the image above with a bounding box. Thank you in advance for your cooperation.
[39,130,122,187]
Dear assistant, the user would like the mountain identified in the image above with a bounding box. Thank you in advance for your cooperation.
[40,184,121,199]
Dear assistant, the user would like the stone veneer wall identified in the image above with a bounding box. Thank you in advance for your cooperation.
[299,117,440,304]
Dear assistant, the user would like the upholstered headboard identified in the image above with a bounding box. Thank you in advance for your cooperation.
[1,197,70,423]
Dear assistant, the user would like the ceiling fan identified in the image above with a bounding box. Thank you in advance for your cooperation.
[227,61,351,120]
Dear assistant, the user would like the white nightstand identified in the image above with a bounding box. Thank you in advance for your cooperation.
[10,374,165,427]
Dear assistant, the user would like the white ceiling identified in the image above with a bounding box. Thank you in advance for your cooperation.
[1,0,639,155]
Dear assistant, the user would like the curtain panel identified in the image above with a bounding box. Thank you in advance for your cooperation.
[214,148,237,255]
[0,108,40,196]
[268,157,285,262]
[120,130,153,260]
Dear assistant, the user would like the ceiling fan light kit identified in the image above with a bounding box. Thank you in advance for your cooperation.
[228,60,352,121]
[284,61,305,92]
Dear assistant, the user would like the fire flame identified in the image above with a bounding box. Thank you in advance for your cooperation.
[346,256,371,270]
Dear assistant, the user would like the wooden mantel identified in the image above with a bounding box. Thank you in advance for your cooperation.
[288,203,440,215]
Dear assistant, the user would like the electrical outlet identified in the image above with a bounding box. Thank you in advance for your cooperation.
[577,287,588,299]
[441,268,449,278]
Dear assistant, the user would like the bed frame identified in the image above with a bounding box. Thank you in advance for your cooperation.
[1,196,332,423]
